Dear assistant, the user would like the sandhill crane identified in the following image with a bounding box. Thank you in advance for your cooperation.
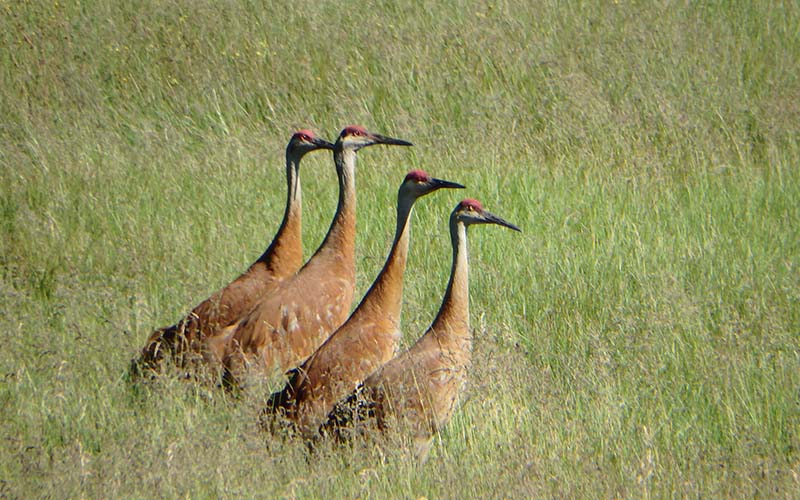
[219,126,413,384]
[265,170,465,439]
[133,130,334,375]
[323,198,520,462]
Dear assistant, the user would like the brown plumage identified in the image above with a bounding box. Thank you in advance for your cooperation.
[132,130,334,375]
[324,199,520,462]
[220,126,413,384]
[265,170,465,438]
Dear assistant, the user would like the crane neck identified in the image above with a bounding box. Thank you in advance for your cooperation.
[352,191,416,329]
[430,219,470,347]
[312,147,357,265]
[256,151,303,278]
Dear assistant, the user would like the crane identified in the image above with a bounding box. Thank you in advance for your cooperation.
[133,130,333,375]
[265,170,465,439]
[219,126,413,384]
[323,198,520,462]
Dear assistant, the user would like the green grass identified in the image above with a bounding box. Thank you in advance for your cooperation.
[2,0,799,497]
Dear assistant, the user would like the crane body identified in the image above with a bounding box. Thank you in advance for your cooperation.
[221,127,413,384]
[324,199,520,462]
[266,171,465,439]
[133,131,333,375]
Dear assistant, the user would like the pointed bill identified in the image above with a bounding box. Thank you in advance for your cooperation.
[482,210,521,232]
[429,178,466,190]
[369,132,413,147]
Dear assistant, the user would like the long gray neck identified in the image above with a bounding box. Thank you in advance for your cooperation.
[313,147,356,261]
[352,190,416,328]
[430,218,470,343]
[257,151,303,274]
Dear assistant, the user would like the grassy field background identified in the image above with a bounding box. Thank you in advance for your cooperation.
[2,0,798,497]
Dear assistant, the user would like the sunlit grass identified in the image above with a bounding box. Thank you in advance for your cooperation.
[1,0,798,497]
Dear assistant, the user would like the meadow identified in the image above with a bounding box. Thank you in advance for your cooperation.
[1,0,798,497]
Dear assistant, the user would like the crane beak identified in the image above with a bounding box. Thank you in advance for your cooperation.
[481,210,521,232]
[312,137,336,150]
[428,178,466,191]
[368,132,413,147]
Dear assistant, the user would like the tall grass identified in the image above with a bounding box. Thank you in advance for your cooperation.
[1,0,798,497]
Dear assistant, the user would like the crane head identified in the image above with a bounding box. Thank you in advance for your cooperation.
[287,129,335,155]
[400,169,465,199]
[336,125,413,151]
[453,199,521,232]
